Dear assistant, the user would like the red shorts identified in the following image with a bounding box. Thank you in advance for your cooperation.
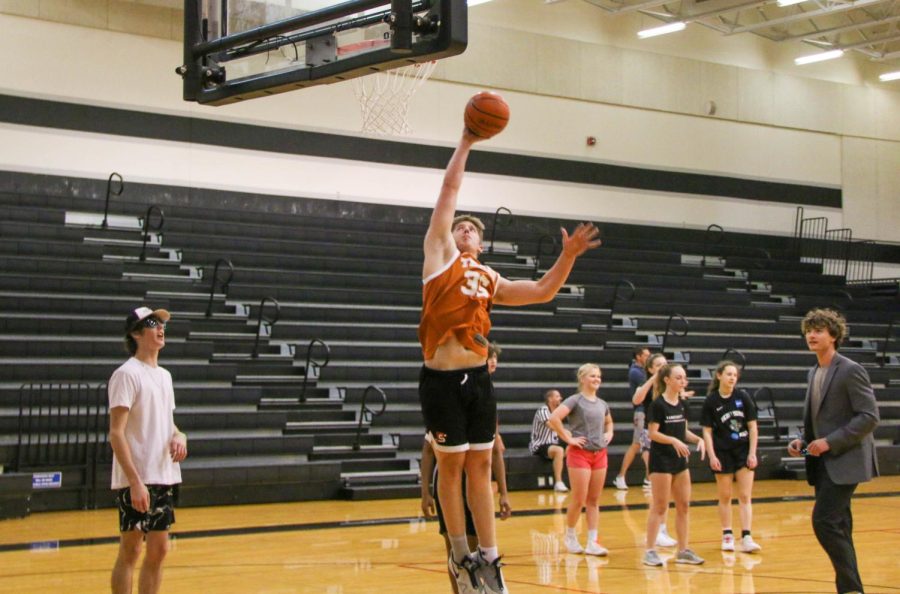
[566,446,608,470]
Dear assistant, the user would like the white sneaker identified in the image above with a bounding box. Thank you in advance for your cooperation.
[675,548,705,565]
[584,541,608,556]
[475,551,508,594]
[642,478,651,490]
[721,533,735,552]
[554,481,569,493]
[564,533,584,554]
[613,476,628,490]
[642,549,664,567]
[449,554,484,594]
[740,534,762,553]
[656,526,677,548]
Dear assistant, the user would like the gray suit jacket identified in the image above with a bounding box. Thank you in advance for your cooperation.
[803,352,880,486]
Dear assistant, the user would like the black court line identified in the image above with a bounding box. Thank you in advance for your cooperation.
[2,489,898,554]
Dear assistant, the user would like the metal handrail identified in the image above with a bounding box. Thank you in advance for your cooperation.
[205,258,235,317]
[352,385,387,451]
[660,313,689,354]
[532,234,558,280]
[701,224,724,268]
[138,205,164,262]
[299,338,331,402]
[882,318,898,368]
[752,386,780,444]
[101,172,124,229]
[607,279,636,331]
[721,348,746,371]
[251,297,281,358]
[488,207,513,255]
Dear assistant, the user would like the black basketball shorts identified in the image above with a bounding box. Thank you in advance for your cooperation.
[419,364,496,452]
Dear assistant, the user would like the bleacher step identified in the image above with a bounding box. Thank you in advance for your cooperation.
[341,484,421,501]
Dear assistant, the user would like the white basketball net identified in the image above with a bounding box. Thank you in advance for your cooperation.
[353,61,437,136]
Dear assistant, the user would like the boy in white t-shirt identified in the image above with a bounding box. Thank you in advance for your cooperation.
[109,306,187,594]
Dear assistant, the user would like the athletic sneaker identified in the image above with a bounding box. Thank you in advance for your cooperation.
[554,481,569,493]
[675,549,705,565]
[656,525,677,547]
[584,541,609,556]
[564,532,584,554]
[613,476,629,490]
[642,478,651,489]
[642,549,664,567]
[740,535,762,553]
[475,552,508,594]
[449,553,483,594]
[721,533,735,552]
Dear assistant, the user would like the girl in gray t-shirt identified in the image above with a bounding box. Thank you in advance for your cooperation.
[547,363,614,557]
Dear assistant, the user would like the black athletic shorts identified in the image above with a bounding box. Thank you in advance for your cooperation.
[648,452,688,475]
[419,364,496,452]
[116,484,177,533]
[713,444,752,474]
[434,470,476,536]
[532,443,553,460]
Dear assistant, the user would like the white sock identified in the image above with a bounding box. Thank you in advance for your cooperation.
[449,534,470,563]
[479,546,499,563]
[566,527,577,538]
[587,529,598,544]
[660,524,669,535]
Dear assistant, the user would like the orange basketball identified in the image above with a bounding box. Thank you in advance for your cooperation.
[464,91,509,139]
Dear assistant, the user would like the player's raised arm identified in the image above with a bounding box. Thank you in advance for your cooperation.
[423,130,483,279]
[494,222,601,306]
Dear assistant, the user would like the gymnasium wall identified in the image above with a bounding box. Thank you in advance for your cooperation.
[0,6,897,245]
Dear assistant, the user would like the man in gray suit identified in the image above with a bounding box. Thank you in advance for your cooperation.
[788,308,879,594]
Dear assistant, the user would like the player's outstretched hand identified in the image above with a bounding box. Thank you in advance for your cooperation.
[561,223,602,258]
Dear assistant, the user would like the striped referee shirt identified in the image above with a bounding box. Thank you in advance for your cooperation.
[529,405,559,453]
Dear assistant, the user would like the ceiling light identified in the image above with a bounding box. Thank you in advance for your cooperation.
[879,71,900,82]
[467,0,493,6]
[776,0,806,6]
[794,49,844,65]
[637,22,686,39]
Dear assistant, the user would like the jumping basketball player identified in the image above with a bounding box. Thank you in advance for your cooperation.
[419,128,600,594]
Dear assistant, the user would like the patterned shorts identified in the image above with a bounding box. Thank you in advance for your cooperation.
[116,484,177,533]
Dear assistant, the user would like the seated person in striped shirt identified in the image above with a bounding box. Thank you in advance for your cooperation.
[528,389,568,492]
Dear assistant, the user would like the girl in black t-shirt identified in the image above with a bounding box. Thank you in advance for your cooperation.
[700,360,762,554]
[643,364,706,567]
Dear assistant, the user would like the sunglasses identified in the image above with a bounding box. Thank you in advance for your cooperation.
[135,317,166,330]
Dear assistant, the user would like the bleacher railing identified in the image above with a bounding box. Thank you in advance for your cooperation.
[139,205,165,262]
[101,172,124,229]
[299,338,330,403]
[606,279,635,331]
[533,234,558,280]
[660,313,689,354]
[487,207,513,255]
[15,382,108,509]
[793,207,876,284]
[352,385,387,451]
[752,386,781,445]
[205,258,235,317]
[251,297,280,358]
[721,348,746,371]
[700,224,723,268]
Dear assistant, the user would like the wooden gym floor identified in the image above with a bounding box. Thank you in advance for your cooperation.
[1,476,898,593]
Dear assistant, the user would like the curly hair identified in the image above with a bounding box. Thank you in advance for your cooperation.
[801,308,847,350]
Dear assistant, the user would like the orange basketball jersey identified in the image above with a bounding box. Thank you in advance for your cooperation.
[419,250,500,360]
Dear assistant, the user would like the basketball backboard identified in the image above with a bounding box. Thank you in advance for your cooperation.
[179,0,467,106]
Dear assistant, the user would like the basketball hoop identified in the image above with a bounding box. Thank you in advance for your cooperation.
[339,40,436,136]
